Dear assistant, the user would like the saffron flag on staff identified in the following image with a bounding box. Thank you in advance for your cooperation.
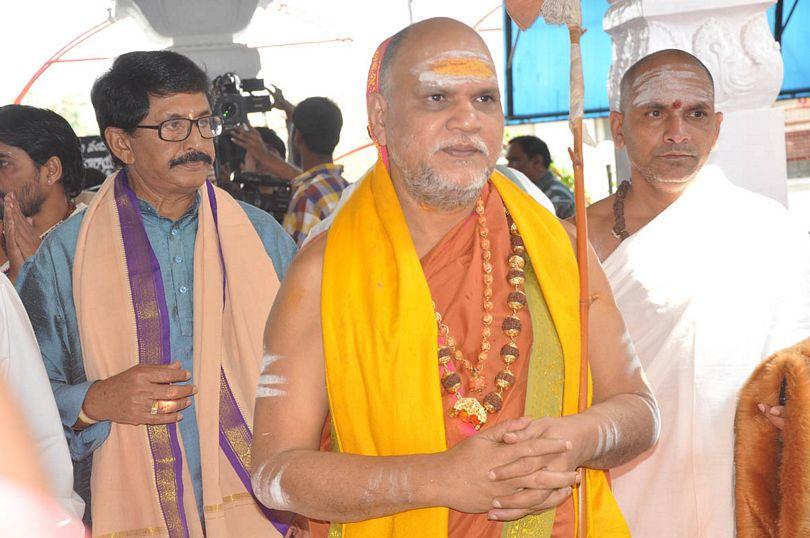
[505,0,595,146]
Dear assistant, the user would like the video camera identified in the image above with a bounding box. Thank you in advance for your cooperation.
[219,172,292,224]
[212,73,274,177]
[212,73,273,130]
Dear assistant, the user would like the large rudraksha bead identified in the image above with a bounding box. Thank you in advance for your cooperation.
[507,269,525,287]
[510,234,525,253]
[438,346,452,365]
[500,343,519,363]
[483,391,504,413]
[495,371,516,390]
[502,315,522,338]
[441,372,462,393]
[507,291,527,310]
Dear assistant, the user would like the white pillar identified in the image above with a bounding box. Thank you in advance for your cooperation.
[604,0,787,204]
[117,0,262,79]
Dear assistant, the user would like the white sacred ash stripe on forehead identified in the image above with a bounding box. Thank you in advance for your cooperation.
[631,67,713,108]
[412,50,497,86]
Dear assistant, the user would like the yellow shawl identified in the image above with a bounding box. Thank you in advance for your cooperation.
[321,161,628,536]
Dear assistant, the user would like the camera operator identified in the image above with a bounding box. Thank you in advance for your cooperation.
[231,95,348,246]
[230,126,289,176]
[233,126,287,175]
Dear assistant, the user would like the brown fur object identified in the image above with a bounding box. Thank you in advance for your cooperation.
[735,338,810,537]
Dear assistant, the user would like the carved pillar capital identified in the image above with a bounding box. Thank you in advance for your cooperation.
[603,0,783,113]
[117,0,262,77]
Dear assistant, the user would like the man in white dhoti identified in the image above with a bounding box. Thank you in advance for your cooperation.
[586,49,810,537]
[0,273,85,524]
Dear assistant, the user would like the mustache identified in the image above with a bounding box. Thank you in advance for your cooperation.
[654,144,697,157]
[434,136,490,156]
[169,151,213,168]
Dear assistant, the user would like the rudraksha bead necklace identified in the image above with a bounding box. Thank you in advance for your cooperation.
[435,197,527,430]
[611,180,631,242]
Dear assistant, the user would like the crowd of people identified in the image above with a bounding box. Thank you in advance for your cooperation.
[0,15,808,538]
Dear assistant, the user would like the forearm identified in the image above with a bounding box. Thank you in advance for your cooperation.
[565,391,659,470]
[251,448,446,522]
[256,152,301,181]
[53,380,111,459]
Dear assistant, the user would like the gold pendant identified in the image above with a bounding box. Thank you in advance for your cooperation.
[450,397,488,430]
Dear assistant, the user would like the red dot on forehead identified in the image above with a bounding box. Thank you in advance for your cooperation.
[672,99,682,109]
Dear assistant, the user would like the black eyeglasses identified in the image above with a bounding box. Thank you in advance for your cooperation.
[135,116,223,142]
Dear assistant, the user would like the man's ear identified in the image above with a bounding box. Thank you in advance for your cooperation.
[105,127,135,165]
[367,92,388,147]
[609,111,625,149]
[712,111,724,148]
[40,156,63,186]
[293,129,303,151]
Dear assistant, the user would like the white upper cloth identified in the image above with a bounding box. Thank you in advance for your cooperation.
[301,165,556,246]
[608,165,810,537]
[0,273,85,522]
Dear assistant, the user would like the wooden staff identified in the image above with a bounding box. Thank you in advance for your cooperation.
[503,3,590,534]
[569,23,589,538]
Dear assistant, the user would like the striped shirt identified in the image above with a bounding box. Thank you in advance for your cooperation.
[536,171,575,219]
[282,163,349,245]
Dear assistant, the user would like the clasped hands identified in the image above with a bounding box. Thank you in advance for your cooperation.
[445,416,590,522]
[2,192,41,282]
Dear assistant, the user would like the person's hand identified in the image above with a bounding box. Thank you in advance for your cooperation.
[486,416,595,521]
[439,417,577,518]
[758,403,785,430]
[230,125,276,161]
[3,193,41,282]
[269,84,294,114]
[82,362,197,426]
[284,515,310,537]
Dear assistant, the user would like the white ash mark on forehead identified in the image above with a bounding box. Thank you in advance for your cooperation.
[411,50,497,86]
[410,50,492,73]
[417,72,497,86]
[631,67,713,108]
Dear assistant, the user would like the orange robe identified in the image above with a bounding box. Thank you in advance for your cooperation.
[423,184,573,537]
[311,184,573,537]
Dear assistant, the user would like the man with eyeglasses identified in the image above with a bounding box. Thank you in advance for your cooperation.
[16,50,297,536]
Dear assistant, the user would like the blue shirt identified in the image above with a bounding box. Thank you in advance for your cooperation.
[16,192,296,524]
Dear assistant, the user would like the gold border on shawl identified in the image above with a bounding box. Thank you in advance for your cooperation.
[96,526,166,537]
[203,492,254,513]
[219,373,253,469]
[502,264,565,538]
[115,179,188,536]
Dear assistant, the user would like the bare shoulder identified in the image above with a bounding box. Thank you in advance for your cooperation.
[558,218,578,248]
[584,195,620,263]
[269,232,327,322]
[586,194,616,219]
[585,195,617,235]
[286,233,326,287]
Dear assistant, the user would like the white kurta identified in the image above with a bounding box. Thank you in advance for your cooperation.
[0,273,85,522]
[608,165,810,537]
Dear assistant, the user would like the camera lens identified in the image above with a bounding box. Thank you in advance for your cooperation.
[221,102,239,119]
